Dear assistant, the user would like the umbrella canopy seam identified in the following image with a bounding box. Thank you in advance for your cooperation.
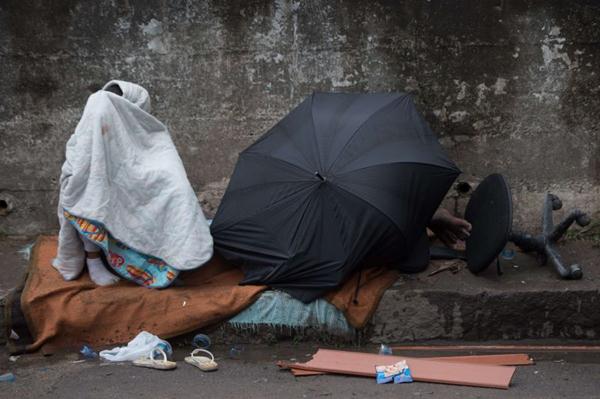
[335,161,461,178]
[328,183,407,245]
[212,182,318,234]
[325,94,408,174]
[241,150,316,177]
[309,93,325,172]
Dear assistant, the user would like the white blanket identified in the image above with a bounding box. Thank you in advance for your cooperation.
[53,80,212,279]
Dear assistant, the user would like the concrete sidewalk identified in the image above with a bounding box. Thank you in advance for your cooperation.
[370,240,600,343]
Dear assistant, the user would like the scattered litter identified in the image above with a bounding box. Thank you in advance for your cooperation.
[229,344,245,359]
[99,331,172,362]
[283,348,517,389]
[0,373,16,383]
[80,345,98,359]
[501,248,515,260]
[428,262,464,277]
[9,330,20,340]
[378,344,393,356]
[512,265,520,269]
[182,301,187,307]
[521,281,526,284]
[185,349,218,372]
[253,378,268,384]
[18,243,35,260]
[281,353,533,378]
[8,356,19,362]
[192,333,211,349]
[534,370,539,374]
[376,360,413,384]
[133,347,177,370]
[71,359,86,364]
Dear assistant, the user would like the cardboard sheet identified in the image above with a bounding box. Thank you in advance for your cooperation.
[285,349,516,389]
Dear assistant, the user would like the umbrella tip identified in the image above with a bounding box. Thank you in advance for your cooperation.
[314,171,326,182]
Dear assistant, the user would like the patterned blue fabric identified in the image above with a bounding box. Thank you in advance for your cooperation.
[65,211,179,288]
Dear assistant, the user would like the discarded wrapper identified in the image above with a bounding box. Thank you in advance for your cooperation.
[375,360,413,384]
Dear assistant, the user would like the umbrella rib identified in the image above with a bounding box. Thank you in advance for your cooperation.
[328,182,407,244]
[309,93,324,171]
[277,121,318,171]
[224,179,313,196]
[288,188,319,253]
[326,95,406,174]
[243,151,314,177]
[335,160,460,178]
[211,182,317,233]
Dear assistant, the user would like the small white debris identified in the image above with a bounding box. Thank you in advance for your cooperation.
[18,243,35,261]
[493,78,508,95]
[449,111,469,123]
[141,18,163,36]
[549,26,561,36]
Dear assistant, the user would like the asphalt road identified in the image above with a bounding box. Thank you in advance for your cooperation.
[2,344,600,399]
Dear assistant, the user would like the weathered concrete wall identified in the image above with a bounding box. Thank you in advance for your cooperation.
[1,0,599,235]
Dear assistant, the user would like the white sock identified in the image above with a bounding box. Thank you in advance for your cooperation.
[87,257,120,286]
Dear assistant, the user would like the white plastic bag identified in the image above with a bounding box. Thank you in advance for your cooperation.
[99,331,172,362]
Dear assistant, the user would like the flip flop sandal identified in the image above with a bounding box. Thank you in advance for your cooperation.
[132,347,177,370]
[184,348,218,371]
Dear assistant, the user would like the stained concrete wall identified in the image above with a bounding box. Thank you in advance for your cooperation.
[1,0,599,235]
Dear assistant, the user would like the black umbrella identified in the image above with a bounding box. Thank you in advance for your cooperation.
[211,92,460,302]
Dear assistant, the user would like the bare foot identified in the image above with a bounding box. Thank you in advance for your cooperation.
[429,208,472,248]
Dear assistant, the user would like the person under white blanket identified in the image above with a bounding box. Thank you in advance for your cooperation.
[52,80,213,287]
